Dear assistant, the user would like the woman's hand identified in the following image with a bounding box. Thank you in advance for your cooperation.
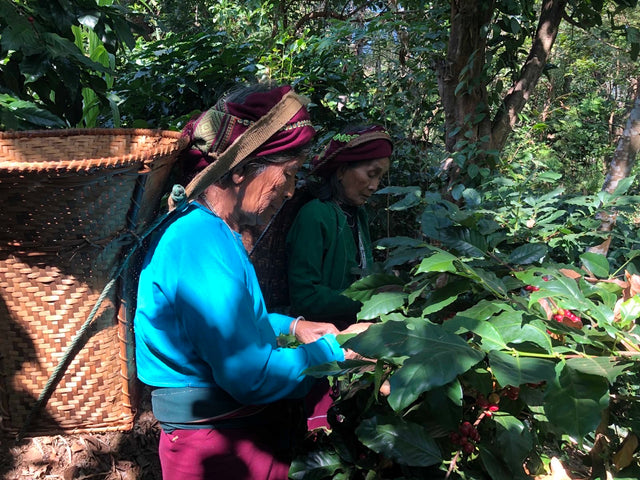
[291,318,340,344]
[340,322,375,361]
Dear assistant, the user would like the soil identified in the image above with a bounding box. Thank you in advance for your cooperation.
[0,394,162,480]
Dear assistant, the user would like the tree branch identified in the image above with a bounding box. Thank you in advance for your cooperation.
[491,0,568,151]
[294,10,346,32]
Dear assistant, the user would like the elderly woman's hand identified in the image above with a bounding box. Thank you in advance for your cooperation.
[340,322,375,362]
[290,317,340,344]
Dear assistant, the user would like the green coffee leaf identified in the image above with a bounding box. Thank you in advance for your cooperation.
[488,350,556,387]
[579,252,609,278]
[356,415,442,467]
[544,363,610,441]
[508,243,548,265]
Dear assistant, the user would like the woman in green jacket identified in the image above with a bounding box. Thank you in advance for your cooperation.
[286,125,393,329]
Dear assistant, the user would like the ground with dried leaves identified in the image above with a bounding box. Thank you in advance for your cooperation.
[0,407,161,480]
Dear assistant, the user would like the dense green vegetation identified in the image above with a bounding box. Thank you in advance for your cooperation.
[2,1,640,478]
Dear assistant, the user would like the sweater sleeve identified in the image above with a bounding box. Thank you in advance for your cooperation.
[268,312,294,336]
[286,201,362,321]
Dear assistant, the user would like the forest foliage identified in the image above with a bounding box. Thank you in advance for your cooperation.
[2,0,640,478]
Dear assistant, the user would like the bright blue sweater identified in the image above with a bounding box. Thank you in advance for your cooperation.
[134,203,344,409]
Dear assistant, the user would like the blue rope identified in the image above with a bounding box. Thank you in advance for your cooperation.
[18,185,188,439]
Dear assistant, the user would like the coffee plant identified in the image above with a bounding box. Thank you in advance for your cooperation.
[293,173,640,479]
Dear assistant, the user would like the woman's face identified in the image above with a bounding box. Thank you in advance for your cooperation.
[337,157,390,206]
[238,157,303,226]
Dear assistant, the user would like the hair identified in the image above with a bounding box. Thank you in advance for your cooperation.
[217,145,310,188]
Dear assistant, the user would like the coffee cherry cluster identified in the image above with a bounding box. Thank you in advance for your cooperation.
[524,282,585,330]
[450,421,480,455]
[502,385,520,400]
[552,308,583,329]
[476,393,500,417]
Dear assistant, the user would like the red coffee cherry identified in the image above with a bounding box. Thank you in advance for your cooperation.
[476,394,489,410]
[504,386,520,400]
[459,421,474,437]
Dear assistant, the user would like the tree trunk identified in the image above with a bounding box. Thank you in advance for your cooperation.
[436,0,494,154]
[491,0,568,152]
[602,87,640,194]
[588,81,640,252]
[437,0,567,186]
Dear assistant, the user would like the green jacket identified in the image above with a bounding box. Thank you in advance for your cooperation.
[286,199,373,327]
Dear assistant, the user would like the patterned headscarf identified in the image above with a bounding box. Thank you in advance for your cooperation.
[310,125,393,178]
[181,85,315,179]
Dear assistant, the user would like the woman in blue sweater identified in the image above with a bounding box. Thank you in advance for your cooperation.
[134,84,364,480]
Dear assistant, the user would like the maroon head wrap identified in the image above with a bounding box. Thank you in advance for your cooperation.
[181,85,315,178]
[310,125,393,178]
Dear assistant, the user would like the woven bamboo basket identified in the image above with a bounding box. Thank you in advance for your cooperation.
[0,128,187,436]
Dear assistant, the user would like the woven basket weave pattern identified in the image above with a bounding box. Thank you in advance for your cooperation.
[0,129,186,435]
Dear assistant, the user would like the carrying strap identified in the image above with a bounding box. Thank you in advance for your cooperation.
[169,91,310,210]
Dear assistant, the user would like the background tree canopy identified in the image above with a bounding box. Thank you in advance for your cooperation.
[2,1,640,478]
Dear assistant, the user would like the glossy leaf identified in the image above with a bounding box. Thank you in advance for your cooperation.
[457,264,508,297]
[488,350,556,387]
[357,291,407,320]
[387,189,423,211]
[579,252,609,278]
[415,250,458,274]
[453,299,510,320]
[443,315,508,351]
[421,294,459,316]
[346,320,474,360]
[492,315,554,352]
[356,415,442,467]
[388,345,483,410]
[441,228,487,258]
[508,243,548,265]
[343,274,405,303]
[544,363,610,441]
[479,447,519,480]
[565,357,630,384]
[289,449,345,480]
[384,326,484,410]
[619,295,640,325]
[494,414,534,467]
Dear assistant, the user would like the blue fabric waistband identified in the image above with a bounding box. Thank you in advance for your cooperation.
[151,386,265,426]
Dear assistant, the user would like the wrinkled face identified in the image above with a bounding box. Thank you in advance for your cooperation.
[337,157,390,206]
[238,157,303,226]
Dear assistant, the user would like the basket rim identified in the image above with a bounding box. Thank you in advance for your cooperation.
[0,128,187,173]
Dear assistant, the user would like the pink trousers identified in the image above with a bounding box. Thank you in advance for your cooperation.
[158,425,291,480]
